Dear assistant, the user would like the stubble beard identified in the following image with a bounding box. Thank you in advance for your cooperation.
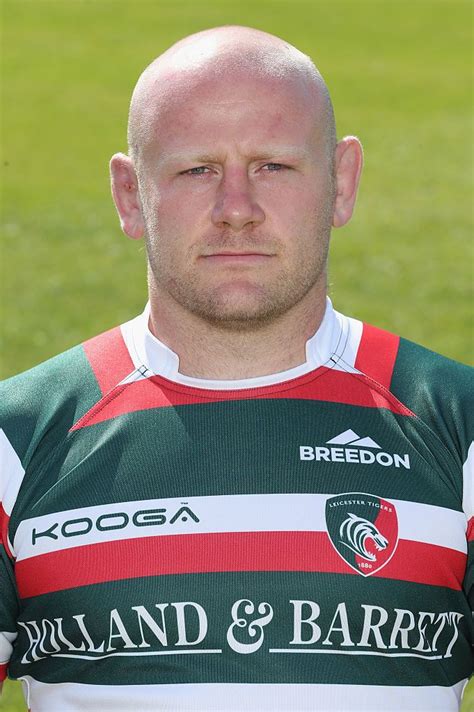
[145,213,332,333]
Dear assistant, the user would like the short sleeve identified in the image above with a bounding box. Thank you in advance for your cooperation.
[0,543,18,680]
[0,428,23,681]
[463,442,474,608]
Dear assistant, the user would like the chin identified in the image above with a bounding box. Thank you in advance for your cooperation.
[190,293,293,330]
[166,273,320,329]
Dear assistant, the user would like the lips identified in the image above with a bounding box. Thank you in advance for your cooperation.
[200,253,274,264]
[209,252,265,256]
[202,250,274,256]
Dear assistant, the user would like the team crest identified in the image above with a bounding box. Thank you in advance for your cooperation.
[325,492,399,577]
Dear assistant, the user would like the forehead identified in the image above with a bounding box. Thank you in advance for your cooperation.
[139,71,322,159]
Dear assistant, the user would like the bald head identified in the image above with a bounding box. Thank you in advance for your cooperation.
[127,26,336,168]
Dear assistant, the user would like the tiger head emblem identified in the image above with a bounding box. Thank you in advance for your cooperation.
[339,512,389,562]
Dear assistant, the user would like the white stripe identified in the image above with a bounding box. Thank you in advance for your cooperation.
[14,493,467,561]
[48,649,222,660]
[18,678,467,712]
[0,631,17,663]
[0,428,26,517]
[269,648,443,659]
[462,441,474,520]
[393,496,466,552]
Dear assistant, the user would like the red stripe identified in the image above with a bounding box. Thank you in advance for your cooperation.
[15,532,464,598]
[0,662,7,681]
[82,327,135,395]
[467,517,474,542]
[355,324,400,389]
[0,504,12,559]
[72,368,413,430]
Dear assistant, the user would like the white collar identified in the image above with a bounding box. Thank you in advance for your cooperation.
[120,297,359,391]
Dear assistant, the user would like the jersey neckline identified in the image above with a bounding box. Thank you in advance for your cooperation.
[120,298,361,391]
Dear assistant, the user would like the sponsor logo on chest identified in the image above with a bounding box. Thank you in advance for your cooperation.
[18,596,464,664]
[300,429,411,469]
[30,504,199,546]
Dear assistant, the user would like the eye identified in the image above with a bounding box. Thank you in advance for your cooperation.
[261,163,287,172]
[180,166,211,176]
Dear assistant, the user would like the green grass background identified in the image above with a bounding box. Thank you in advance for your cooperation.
[1,0,472,709]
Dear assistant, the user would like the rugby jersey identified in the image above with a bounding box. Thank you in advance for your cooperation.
[1,299,473,711]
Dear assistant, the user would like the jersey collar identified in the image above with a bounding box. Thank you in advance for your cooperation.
[121,297,348,390]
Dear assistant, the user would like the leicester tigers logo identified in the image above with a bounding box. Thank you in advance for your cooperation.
[339,513,389,561]
[325,493,399,577]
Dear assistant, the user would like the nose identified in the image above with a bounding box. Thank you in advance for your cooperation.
[211,169,265,230]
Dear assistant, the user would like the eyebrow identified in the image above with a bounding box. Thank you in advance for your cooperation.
[160,146,311,165]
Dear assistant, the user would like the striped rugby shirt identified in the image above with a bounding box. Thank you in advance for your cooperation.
[1,299,473,711]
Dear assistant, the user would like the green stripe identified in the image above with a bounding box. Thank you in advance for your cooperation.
[11,399,463,535]
[10,572,472,686]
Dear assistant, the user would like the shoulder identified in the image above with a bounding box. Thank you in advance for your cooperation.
[390,334,472,401]
[387,330,472,424]
[0,342,100,469]
[352,318,472,465]
[391,335,472,463]
[349,316,472,406]
[349,317,472,396]
[0,325,135,469]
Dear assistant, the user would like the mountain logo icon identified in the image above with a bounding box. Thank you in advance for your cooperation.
[326,429,381,449]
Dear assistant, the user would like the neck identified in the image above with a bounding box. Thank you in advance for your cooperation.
[147,284,327,380]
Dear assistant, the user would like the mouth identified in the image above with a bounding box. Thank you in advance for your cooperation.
[200,252,275,265]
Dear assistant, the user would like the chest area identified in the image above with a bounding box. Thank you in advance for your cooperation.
[12,398,467,593]
[9,399,471,685]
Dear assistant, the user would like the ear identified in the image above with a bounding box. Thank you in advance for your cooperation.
[332,136,364,228]
[110,153,145,239]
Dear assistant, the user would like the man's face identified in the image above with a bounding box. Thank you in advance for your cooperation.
[137,73,336,329]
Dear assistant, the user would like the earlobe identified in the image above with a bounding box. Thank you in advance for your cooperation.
[332,137,364,228]
[110,153,145,240]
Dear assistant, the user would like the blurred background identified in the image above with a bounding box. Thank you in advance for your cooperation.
[1,0,472,709]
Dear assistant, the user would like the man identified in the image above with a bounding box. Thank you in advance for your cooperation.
[0,25,472,712]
